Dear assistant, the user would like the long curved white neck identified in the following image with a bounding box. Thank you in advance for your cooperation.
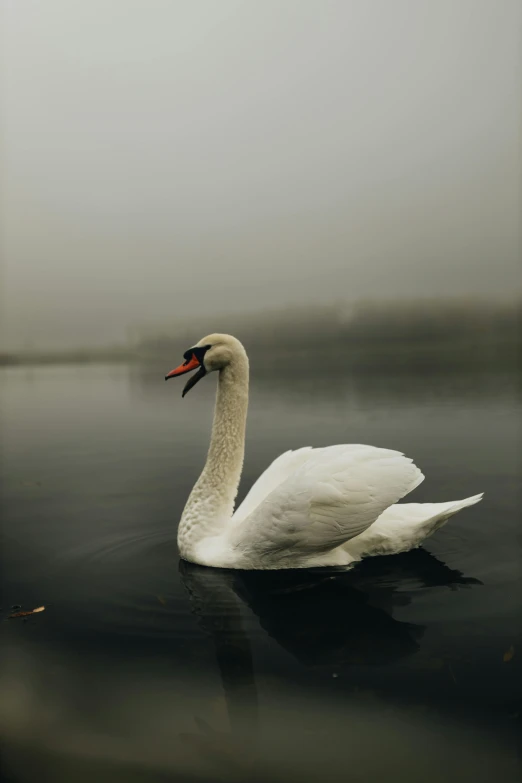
[177,354,249,561]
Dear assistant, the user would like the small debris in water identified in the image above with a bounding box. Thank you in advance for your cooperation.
[332,673,339,678]
[8,606,45,619]
[503,645,515,663]
[11,605,22,611]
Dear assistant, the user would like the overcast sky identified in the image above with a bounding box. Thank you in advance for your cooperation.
[1,0,520,349]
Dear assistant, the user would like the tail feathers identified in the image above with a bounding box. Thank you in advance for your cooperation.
[446,493,484,512]
[345,492,484,559]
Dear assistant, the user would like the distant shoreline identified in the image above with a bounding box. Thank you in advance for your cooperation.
[1,339,517,372]
[3,299,518,370]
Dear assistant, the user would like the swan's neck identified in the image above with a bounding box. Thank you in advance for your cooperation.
[178,355,249,561]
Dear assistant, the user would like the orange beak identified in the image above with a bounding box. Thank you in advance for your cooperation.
[165,354,200,380]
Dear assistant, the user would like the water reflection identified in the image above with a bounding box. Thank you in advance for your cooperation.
[176,553,490,781]
[180,547,481,690]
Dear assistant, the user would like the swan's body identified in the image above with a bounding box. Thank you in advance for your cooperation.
[166,334,482,570]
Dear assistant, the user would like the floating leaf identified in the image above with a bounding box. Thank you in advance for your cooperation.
[503,645,515,663]
[8,606,45,619]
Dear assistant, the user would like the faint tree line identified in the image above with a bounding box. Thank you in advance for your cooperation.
[133,298,520,370]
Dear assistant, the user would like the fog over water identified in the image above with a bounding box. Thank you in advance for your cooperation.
[1,0,521,350]
[2,7,522,782]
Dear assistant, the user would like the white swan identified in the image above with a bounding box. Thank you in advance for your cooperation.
[166,334,482,570]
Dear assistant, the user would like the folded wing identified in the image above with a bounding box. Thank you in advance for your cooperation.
[231,444,424,565]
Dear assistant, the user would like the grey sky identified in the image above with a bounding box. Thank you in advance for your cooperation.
[1,0,520,349]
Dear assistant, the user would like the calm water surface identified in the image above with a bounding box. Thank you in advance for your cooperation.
[1,362,521,782]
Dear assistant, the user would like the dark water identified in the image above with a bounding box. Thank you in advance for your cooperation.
[1,362,521,782]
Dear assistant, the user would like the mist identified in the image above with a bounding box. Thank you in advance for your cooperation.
[1,0,520,350]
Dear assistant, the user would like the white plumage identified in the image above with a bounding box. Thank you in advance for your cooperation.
[166,334,482,570]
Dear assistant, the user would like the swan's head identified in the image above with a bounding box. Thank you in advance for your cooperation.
[165,333,246,396]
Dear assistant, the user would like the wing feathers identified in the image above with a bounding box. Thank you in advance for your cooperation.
[231,445,424,563]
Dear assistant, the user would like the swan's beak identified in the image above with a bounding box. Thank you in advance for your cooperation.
[165,354,206,397]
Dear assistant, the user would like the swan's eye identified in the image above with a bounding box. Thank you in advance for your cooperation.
[183,345,212,364]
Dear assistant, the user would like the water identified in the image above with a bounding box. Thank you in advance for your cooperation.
[1,361,521,782]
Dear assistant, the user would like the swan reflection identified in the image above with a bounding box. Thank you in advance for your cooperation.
[177,550,482,777]
[180,549,480,667]
[179,550,481,725]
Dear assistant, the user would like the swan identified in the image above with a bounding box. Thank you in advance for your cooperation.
[165,334,482,570]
